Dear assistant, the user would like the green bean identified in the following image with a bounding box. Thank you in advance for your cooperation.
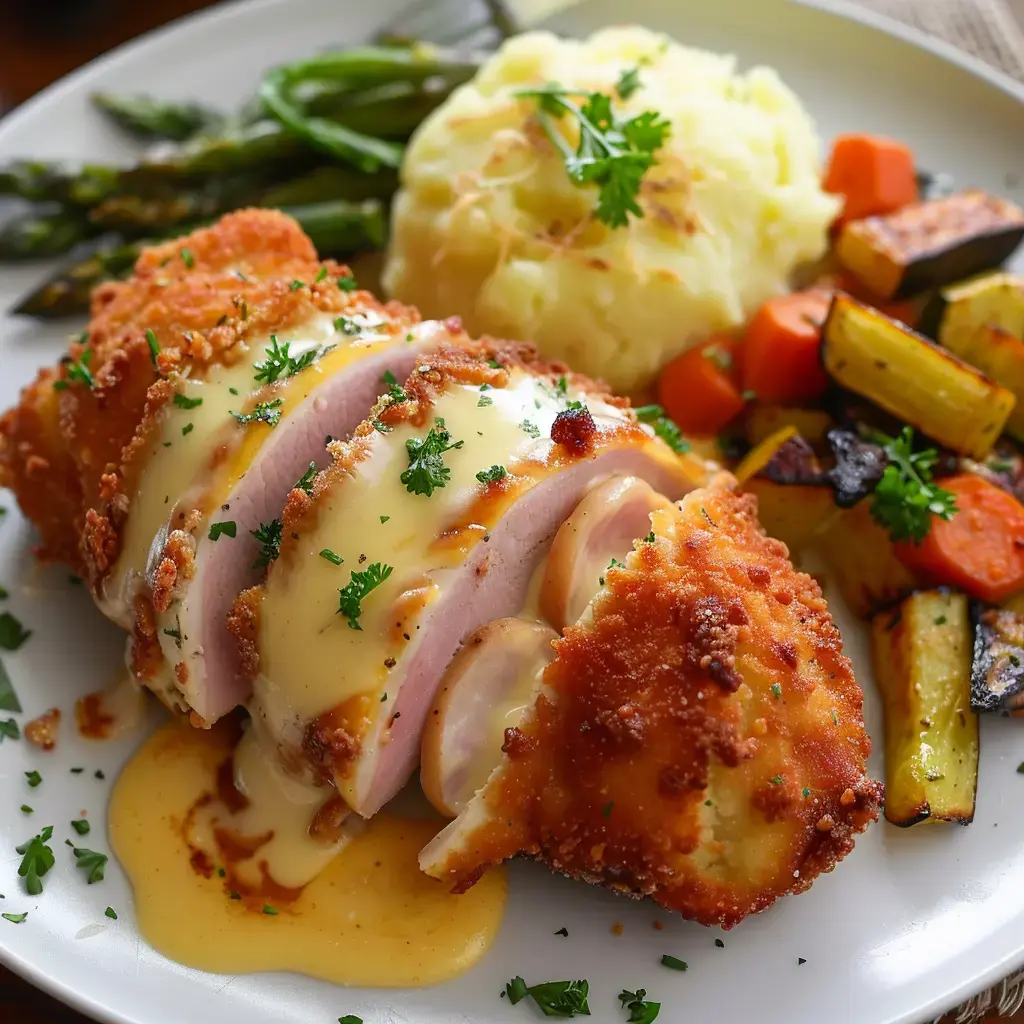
[90,93,225,142]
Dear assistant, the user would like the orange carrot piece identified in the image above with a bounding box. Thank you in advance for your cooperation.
[657,338,745,437]
[895,473,1024,603]
[741,290,833,404]
[823,133,918,226]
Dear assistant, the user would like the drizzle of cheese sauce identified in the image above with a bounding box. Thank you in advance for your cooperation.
[110,720,506,987]
[253,370,624,810]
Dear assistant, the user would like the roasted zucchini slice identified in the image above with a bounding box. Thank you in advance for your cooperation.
[971,604,1024,714]
[920,272,1024,348]
[819,501,917,617]
[836,190,1024,300]
[822,293,1016,459]
[871,590,979,827]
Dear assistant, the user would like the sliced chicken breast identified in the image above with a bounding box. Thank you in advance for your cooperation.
[420,479,883,928]
[236,344,707,818]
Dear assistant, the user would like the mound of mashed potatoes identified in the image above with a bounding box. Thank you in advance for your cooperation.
[383,26,840,394]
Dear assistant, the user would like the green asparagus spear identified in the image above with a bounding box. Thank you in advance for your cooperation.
[91,93,225,142]
[258,46,479,171]
[0,160,122,205]
[0,206,97,261]
[10,198,388,319]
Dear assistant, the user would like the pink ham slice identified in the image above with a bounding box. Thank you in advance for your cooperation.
[356,450,698,816]
[170,338,440,723]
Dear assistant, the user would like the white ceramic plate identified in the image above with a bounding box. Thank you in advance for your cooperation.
[1,2,1024,1022]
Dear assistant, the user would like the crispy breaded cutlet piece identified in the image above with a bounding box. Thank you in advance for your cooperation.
[421,479,882,927]
[0,209,418,575]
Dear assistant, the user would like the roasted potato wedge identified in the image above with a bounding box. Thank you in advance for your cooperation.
[823,294,1016,458]
[971,604,1024,714]
[744,479,838,555]
[921,271,1024,348]
[745,405,834,448]
[837,190,1024,300]
[871,590,979,827]
[946,325,1024,443]
[819,501,917,617]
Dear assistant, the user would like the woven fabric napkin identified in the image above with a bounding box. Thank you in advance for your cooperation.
[847,0,1024,80]
[840,6,1024,1017]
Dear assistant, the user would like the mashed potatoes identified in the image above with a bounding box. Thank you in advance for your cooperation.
[383,26,840,394]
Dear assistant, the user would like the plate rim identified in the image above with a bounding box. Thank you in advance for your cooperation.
[1,1,1022,1022]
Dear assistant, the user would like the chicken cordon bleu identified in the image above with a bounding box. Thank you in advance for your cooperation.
[0,210,880,926]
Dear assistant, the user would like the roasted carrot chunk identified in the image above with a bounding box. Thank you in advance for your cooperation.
[656,338,745,437]
[895,473,1024,603]
[824,133,918,226]
[741,290,832,404]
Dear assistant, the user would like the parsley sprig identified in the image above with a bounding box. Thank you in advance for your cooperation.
[53,349,94,391]
[251,518,283,569]
[72,845,108,884]
[635,404,689,455]
[517,84,670,228]
[401,419,464,497]
[16,825,55,895]
[619,988,661,1023]
[870,427,958,544]
[337,563,393,630]
[232,399,284,427]
[505,977,591,1017]
[253,336,318,384]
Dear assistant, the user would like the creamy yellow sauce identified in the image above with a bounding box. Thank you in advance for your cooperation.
[110,721,507,987]
[254,369,624,811]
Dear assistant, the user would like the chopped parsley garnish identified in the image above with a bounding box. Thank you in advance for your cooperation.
[660,954,688,971]
[741,389,757,402]
[163,618,183,648]
[771,683,782,700]
[401,420,464,497]
[619,988,660,1023]
[295,461,318,494]
[519,419,541,438]
[16,825,54,895]
[320,549,344,565]
[315,267,328,282]
[337,273,357,292]
[476,465,507,485]
[145,329,160,367]
[769,774,784,785]
[382,370,398,386]
[105,907,118,920]
[608,557,625,570]
[0,718,19,742]
[634,404,690,455]
[180,248,194,269]
[338,1017,363,1024]
[602,801,614,818]
[71,819,90,836]
[289,280,304,291]
[253,336,318,384]
[251,518,283,569]
[172,393,203,410]
[379,516,390,524]
[616,65,644,99]
[262,904,278,915]
[337,563,394,630]
[229,387,239,395]
[25,770,41,788]
[870,427,957,544]
[182,422,194,436]
[0,662,18,711]
[798,957,807,965]
[20,805,31,814]
[72,846,108,884]
[478,395,493,408]
[54,348,95,391]
[516,84,670,228]
[334,316,361,336]
[715,938,725,948]
[802,787,812,798]
[2,912,27,924]
[387,384,409,403]
[208,521,237,542]
[643,531,655,544]
[232,399,284,427]
[935,615,947,625]
[505,977,591,1017]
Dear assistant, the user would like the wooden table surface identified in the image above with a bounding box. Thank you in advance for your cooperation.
[1,0,1023,1021]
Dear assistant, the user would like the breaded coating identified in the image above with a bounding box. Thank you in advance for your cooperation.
[0,209,415,576]
[421,480,882,927]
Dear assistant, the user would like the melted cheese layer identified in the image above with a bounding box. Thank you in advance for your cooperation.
[110,721,506,986]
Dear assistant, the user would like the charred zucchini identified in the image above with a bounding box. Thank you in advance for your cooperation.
[920,272,1024,348]
[971,605,1024,713]
[819,501,917,617]
[871,590,979,827]
[837,190,1024,300]
[823,294,1016,459]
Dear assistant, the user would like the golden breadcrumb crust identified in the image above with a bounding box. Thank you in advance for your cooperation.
[424,480,882,927]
